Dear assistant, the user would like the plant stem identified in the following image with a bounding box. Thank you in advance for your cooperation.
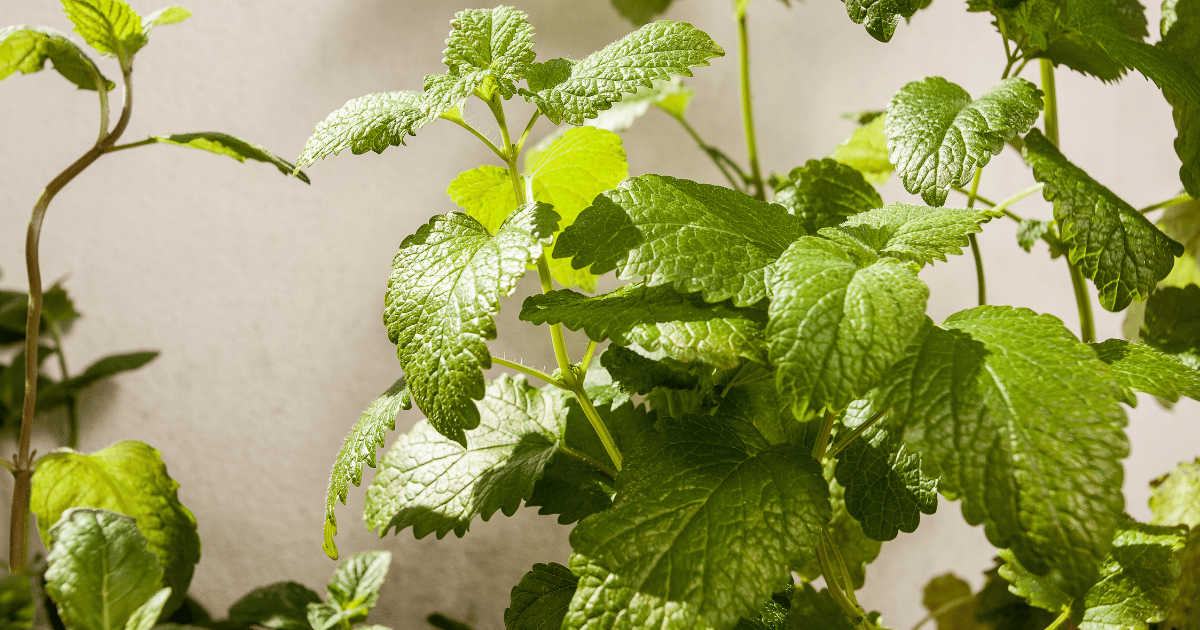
[952,187,999,207]
[491,356,567,389]
[825,409,888,461]
[674,115,745,191]
[991,182,1045,218]
[966,168,987,305]
[812,409,835,461]
[737,12,765,200]
[515,110,540,154]
[1044,606,1072,630]
[579,340,598,375]
[558,443,617,480]
[1068,262,1095,343]
[102,138,158,153]
[47,323,80,449]
[574,390,622,471]
[1040,58,1059,146]
[10,67,134,576]
[448,116,507,161]
[908,595,975,630]
[1140,193,1193,214]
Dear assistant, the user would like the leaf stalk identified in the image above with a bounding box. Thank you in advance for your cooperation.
[736,12,765,200]
[966,168,987,305]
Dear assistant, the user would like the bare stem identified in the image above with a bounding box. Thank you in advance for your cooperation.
[966,168,987,306]
[1040,59,1059,146]
[812,409,835,461]
[1068,261,1096,343]
[825,409,888,461]
[675,115,745,191]
[491,357,567,389]
[737,12,765,200]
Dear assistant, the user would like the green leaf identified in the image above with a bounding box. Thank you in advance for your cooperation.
[61,0,146,64]
[0,26,114,90]
[768,237,929,415]
[1162,0,1200,197]
[1162,529,1200,630]
[819,203,1003,267]
[428,614,475,630]
[441,6,534,100]
[772,159,883,234]
[297,91,444,168]
[887,77,1042,206]
[586,77,695,130]
[921,574,980,630]
[446,165,519,235]
[1142,285,1200,366]
[364,375,569,539]
[1024,129,1183,311]
[569,413,831,629]
[1016,218,1052,253]
[146,133,309,183]
[882,307,1128,598]
[844,0,924,42]
[556,175,803,307]
[829,115,893,186]
[1000,516,1187,629]
[0,574,34,630]
[326,551,391,622]
[227,582,322,630]
[520,284,769,370]
[795,477,882,590]
[36,350,158,412]
[610,0,677,26]
[41,283,81,325]
[505,563,579,630]
[561,552,708,630]
[384,204,558,444]
[973,565,1059,630]
[735,587,793,630]
[44,509,164,630]
[834,413,938,541]
[142,6,190,30]
[784,583,880,630]
[599,345,698,395]
[519,21,723,126]
[323,377,409,559]
[1090,339,1200,404]
[30,440,201,616]
[307,602,358,630]
[1150,458,1200,528]
[124,588,171,630]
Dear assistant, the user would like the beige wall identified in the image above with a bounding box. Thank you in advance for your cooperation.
[2,0,1197,628]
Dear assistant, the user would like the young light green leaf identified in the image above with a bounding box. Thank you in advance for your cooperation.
[569,413,831,629]
[834,416,938,541]
[505,563,579,630]
[556,175,803,307]
[973,564,1060,629]
[0,26,114,90]
[844,0,925,42]
[819,203,1003,266]
[599,345,698,395]
[44,509,164,630]
[62,0,146,64]
[829,114,893,185]
[772,159,883,234]
[146,133,309,183]
[227,582,322,630]
[1091,339,1200,404]
[364,375,570,539]
[31,440,200,616]
[323,377,409,559]
[0,574,34,630]
[446,165,519,235]
[1150,458,1200,528]
[584,77,695,130]
[124,588,171,630]
[1025,129,1183,311]
[887,77,1042,206]
[383,204,558,444]
[297,91,443,168]
[520,284,769,370]
[768,237,929,415]
[326,551,391,620]
[882,307,1128,598]
[142,6,190,29]
[520,21,723,125]
[441,6,534,99]
[1162,0,1200,197]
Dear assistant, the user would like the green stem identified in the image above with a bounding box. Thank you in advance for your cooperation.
[102,138,157,153]
[447,116,507,162]
[1040,58,1059,146]
[737,12,765,200]
[825,409,888,461]
[47,323,80,449]
[812,409,835,461]
[558,443,617,480]
[491,356,567,389]
[1140,193,1193,214]
[514,110,540,154]
[1068,262,1096,343]
[675,115,745,191]
[966,168,987,306]
[952,187,999,207]
[908,595,975,630]
[1044,606,1072,630]
[817,531,868,629]
[992,182,1045,218]
[578,340,598,376]
[573,389,622,471]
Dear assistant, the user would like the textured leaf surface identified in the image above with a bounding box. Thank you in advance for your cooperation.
[228,582,322,630]
[442,6,534,99]
[599,345,698,395]
[520,21,722,125]
[795,477,882,590]
[297,92,443,167]
[44,509,163,630]
[1151,458,1200,528]
[62,0,145,62]
[844,0,924,41]
[882,307,1128,598]
[772,159,883,234]
[1162,0,1200,197]
[1142,285,1200,367]
[446,165,521,235]
[586,77,694,130]
[887,77,1042,206]
[570,413,830,629]
[384,204,557,443]
[768,237,929,414]
[556,175,802,306]
[829,115,893,185]
[506,563,579,630]
[0,26,113,90]
[1025,129,1182,311]
[834,418,938,541]
[325,551,391,623]
[364,375,569,539]
[1091,339,1200,404]
[123,588,171,630]
[521,284,768,369]
[562,553,709,630]
[820,203,1003,266]
[149,133,309,182]
[31,441,200,615]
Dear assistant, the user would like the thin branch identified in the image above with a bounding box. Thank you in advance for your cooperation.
[1140,193,1192,214]
[447,116,507,162]
[825,409,889,461]
[492,357,567,389]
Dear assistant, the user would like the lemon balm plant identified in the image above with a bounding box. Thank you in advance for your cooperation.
[297,1,1200,629]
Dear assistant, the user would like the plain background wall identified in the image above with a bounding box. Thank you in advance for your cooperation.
[2,0,1198,627]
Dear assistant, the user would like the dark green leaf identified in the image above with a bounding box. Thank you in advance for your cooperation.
[556,174,803,307]
[974,565,1059,630]
[1162,0,1200,197]
[599,345,698,395]
[427,614,475,630]
[735,587,793,630]
[569,413,831,629]
[0,574,34,630]
[1091,339,1200,404]
[41,283,80,325]
[1142,285,1200,365]
[768,237,929,414]
[784,583,882,630]
[441,6,534,99]
[148,133,309,183]
[0,26,113,90]
[772,159,883,234]
[610,0,676,25]
[819,203,1003,266]
[519,22,723,125]
[921,574,980,630]
[67,351,158,391]
[227,582,321,630]
[505,563,579,630]
[886,77,1042,206]
[323,377,409,559]
[844,0,924,42]
[1024,129,1183,311]
[384,204,557,443]
[795,477,882,590]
